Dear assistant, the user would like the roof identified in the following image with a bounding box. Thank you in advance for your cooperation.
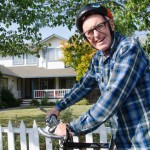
[0,66,76,78]
[0,65,17,77]
[41,34,67,44]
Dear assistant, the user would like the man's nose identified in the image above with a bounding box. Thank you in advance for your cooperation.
[93,29,101,38]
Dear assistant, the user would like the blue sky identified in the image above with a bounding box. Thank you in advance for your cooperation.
[39,26,76,40]
[39,26,148,44]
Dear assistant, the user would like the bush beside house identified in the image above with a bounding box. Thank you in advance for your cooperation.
[0,88,22,108]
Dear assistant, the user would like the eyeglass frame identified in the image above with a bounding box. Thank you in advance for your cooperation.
[82,20,109,39]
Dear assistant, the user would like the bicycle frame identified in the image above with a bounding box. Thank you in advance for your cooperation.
[62,141,109,150]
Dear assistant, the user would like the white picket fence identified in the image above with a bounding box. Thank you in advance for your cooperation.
[0,120,111,150]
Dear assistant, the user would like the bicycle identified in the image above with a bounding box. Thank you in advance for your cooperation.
[38,107,112,150]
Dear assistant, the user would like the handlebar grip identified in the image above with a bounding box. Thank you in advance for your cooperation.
[46,115,60,133]
[46,114,57,123]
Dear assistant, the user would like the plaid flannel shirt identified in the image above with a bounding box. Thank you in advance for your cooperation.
[56,32,150,149]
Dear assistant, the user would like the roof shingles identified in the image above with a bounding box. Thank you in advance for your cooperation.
[0,66,76,78]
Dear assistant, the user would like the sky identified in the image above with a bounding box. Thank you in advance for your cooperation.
[39,26,148,44]
[39,26,76,40]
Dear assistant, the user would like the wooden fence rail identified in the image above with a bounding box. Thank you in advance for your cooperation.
[0,120,111,150]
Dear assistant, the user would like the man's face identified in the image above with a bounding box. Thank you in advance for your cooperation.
[82,14,114,55]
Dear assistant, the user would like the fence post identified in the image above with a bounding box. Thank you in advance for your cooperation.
[99,124,108,150]
[99,124,107,143]
[86,132,94,150]
[33,120,40,150]
[73,136,79,150]
[0,125,3,150]
[20,120,27,150]
[45,138,53,150]
[7,120,15,150]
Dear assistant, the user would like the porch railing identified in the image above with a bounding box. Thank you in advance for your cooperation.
[34,89,70,99]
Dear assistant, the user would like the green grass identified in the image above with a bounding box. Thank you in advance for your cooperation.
[0,105,92,127]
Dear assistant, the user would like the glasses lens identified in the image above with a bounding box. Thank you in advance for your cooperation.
[84,29,93,38]
[95,23,106,32]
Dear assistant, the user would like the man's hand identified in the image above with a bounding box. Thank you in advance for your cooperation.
[46,107,60,120]
[54,122,67,136]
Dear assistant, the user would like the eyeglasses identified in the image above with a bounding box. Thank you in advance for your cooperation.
[83,20,109,39]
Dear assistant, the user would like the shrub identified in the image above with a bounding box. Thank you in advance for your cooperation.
[0,88,20,107]
[0,101,8,109]
[31,99,40,106]
[47,101,55,106]
[41,94,49,106]
[75,98,90,105]
[60,107,73,123]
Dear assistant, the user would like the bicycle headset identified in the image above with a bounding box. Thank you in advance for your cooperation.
[76,3,114,44]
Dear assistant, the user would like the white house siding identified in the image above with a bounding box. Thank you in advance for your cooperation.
[0,56,13,67]
[43,36,65,48]
[47,61,64,69]
[38,51,45,68]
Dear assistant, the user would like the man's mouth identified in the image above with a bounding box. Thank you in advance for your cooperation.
[97,37,105,43]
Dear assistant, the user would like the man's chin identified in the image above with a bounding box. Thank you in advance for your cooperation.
[96,45,109,51]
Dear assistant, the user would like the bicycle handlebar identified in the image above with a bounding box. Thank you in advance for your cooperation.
[38,107,110,149]
[38,107,64,140]
[38,126,64,139]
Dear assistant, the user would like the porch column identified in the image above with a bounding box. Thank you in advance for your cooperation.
[22,79,25,98]
[55,77,59,89]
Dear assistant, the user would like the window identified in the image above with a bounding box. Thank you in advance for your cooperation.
[42,48,47,59]
[60,78,76,89]
[13,54,24,65]
[1,78,8,89]
[47,48,63,61]
[26,54,38,64]
[41,79,48,89]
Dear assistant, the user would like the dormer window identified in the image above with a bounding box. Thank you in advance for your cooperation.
[47,48,63,61]
[26,54,38,64]
[13,54,24,65]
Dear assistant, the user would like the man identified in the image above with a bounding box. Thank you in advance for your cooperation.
[46,3,150,149]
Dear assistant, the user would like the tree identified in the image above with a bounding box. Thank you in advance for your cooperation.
[61,34,96,80]
[142,34,150,57]
[0,0,149,56]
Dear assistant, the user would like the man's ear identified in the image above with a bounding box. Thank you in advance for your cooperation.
[109,19,115,31]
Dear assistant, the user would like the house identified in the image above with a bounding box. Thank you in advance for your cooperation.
[0,34,77,103]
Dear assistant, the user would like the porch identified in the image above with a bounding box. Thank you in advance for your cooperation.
[17,77,76,100]
[34,89,70,99]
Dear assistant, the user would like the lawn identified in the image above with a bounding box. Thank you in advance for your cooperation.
[0,105,92,128]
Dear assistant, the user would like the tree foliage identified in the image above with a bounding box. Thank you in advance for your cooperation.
[61,35,96,80]
[0,0,149,56]
[142,34,150,57]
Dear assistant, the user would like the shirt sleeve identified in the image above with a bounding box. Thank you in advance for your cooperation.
[70,38,148,135]
[55,59,97,111]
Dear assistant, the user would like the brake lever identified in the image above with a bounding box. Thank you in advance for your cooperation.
[46,115,60,133]
[38,107,63,139]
